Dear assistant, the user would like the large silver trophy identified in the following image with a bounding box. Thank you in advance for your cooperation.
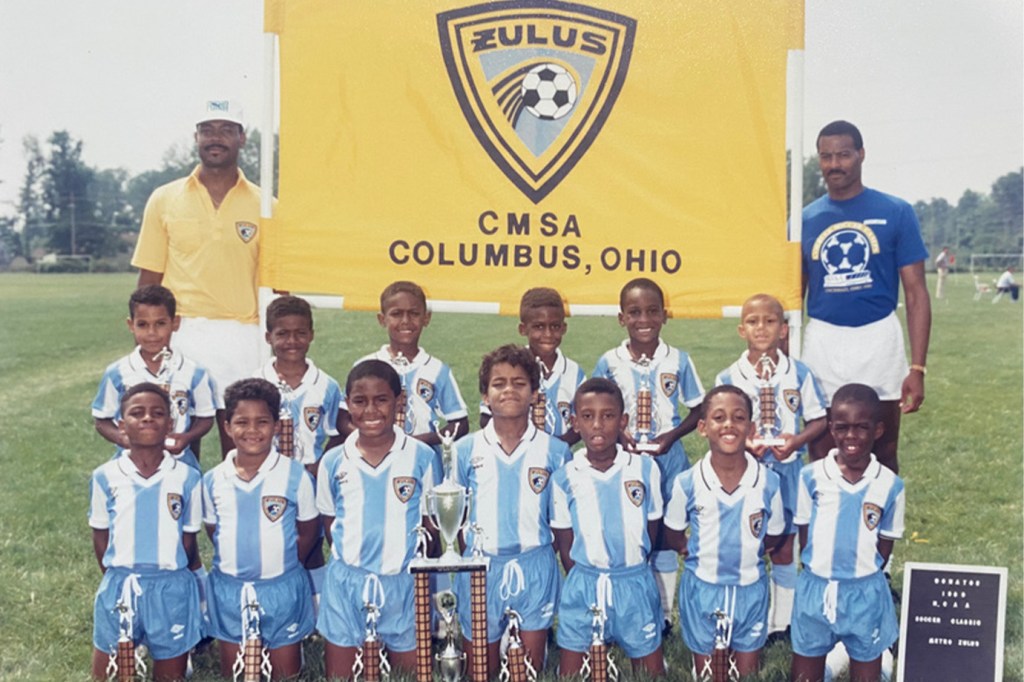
[632,354,659,453]
[752,354,785,448]
[408,425,489,682]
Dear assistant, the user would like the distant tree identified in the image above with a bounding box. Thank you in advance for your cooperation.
[17,136,47,260]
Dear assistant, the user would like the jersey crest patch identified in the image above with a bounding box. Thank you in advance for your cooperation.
[558,401,571,426]
[748,510,765,537]
[171,390,189,417]
[528,467,550,494]
[262,496,288,522]
[863,502,882,531]
[416,379,435,403]
[624,480,645,507]
[166,493,183,520]
[660,374,677,397]
[783,389,800,413]
[437,2,636,203]
[236,221,257,243]
[303,406,322,431]
[393,476,417,503]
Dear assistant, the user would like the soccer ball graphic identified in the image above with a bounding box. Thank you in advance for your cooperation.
[521,63,577,121]
[821,230,870,274]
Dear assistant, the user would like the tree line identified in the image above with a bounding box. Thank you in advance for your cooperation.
[0,131,1020,269]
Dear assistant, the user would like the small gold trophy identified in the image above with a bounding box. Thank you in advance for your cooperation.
[154,346,177,450]
[232,584,271,682]
[276,380,295,458]
[633,354,659,453]
[752,354,785,448]
[393,352,409,430]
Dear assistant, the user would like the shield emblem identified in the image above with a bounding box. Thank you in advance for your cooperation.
[863,502,882,531]
[304,406,322,431]
[166,493,183,520]
[393,476,417,503]
[236,221,257,243]
[558,401,571,426]
[748,510,765,537]
[437,1,637,203]
[262,495,287,522]
[171,390,189,417]
[783,389,800,413]
[416,378,435,403]
[659,374,677,398]
[624,480,645,507]
[528,467,550,494]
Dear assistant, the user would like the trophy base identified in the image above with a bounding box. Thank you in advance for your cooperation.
[752,437,786,447]
[409,556,490,574]
[633,442,660,453]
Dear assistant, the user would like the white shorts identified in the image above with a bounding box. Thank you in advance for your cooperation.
[802,312,908,401]
[173,317,264,404]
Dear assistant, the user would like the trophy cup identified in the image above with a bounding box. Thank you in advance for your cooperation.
[154,346,177,450]
[105,578,147,682]
[408,425,489,682]
[633,354,659,453]
[392,352,409,430]
[498,608,536,682]
[353,576,390,682]
[232,584,271,682]
[530,357,551,433]
[752,354,785,448]
[275,380,296,458]
[700,606,739,682]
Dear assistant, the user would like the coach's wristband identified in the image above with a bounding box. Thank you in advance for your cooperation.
[909,364,927,375]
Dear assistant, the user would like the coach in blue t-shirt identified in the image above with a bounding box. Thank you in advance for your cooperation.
[801,120,931,474]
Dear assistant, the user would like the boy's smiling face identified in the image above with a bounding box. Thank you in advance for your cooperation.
[698,391,752,457]
[347,376,400,440]
[618,286,666,349]
[119,391,173,448]
[518,305,567,362]
[573,391,627,459]
[266,314,313,364]
[378,291,430,351]
[829,399,884,466]
[126,303,180,358]
[228,399,277,459]
[738,296,788,359]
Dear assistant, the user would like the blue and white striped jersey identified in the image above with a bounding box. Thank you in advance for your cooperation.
[89,454,202,571]
[202,450,317,580]
[254,358,342,465]
[795,452,905,580]
[664,452,784,585]
[480,348,586,438]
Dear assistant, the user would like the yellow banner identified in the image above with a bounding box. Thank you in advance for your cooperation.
[262,0,802,317]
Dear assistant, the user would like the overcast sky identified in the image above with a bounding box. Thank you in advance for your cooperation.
[1,0,1021,214]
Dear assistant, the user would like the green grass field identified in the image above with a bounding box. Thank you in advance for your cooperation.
[0,272,1020,681]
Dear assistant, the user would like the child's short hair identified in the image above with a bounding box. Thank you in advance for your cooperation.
[700,384,753,419]
[346,359,402,397]
[265,295,313,332]
[831,383,881,421]
[478,344,540,394]
[380,280,427,311]
[619,277,665,308]
[519,287,567,321]
[743,292,786,319]
[573,377,625,414]
[120,381,171,412]
[129,285,176,318]
[224,378,281,422]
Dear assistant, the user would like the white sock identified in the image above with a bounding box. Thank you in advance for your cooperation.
[655,568,678,620]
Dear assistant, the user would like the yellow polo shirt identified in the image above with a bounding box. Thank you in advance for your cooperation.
[132,167,262,323]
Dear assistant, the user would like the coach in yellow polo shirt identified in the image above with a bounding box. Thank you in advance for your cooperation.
[132,99,264,452]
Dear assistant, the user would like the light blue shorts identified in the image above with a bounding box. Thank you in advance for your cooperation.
[453,544,559,643]
[93,566,202,660]
[791,570,898,661]
[654,440,689,502]
[679,570,769,655]
[317,561,416,652]
[556,563,663,659]
[207,568,314,649]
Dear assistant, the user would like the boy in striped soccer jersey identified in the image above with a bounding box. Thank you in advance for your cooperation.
[552,378,665,678]
[316,360,442,679]
[89,383,203,681]
[479,288,586,445]
[592,278,705,632]
[203,378,320,679]
[790,384,905,682]
[454,344,572,678]
[93,285,216,470]
[663,385,786,680]
[714,293,828,639]
[344,280,469,450]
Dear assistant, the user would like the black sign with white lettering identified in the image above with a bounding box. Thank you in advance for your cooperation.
[898,562,1007,682]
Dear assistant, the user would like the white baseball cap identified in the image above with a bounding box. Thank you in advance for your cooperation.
[197,99,244,127]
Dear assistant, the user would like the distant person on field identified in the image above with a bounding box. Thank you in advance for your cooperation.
[790,384,904,682]
[479,287,586,446]
[714,293,828,640]
[934,246,952,299]
[202,378,319,679]
[88,383,203,681]
[344,280,469,448]
[662,386,786,680]
[802,120,931,474]
[994,266,1019,302]
[592,277,705,632]
[453,344,571,678]
[92,285,216,470]
[132,98,266,456]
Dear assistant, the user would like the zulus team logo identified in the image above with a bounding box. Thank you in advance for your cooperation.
[811,221,881,292]
[262,496,288,522]
[438,1,636,202]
